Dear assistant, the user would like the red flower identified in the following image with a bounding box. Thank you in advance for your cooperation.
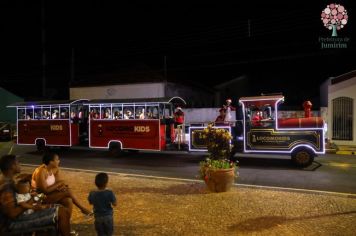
[204,175,209,181]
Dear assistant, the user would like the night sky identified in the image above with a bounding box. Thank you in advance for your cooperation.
[0,1,355,107]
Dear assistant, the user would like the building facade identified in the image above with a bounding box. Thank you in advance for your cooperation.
[326,70,356,146]
[1,87,23,123]
[70,82,214,108]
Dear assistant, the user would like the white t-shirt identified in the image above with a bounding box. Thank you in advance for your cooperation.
[16,192,34,215]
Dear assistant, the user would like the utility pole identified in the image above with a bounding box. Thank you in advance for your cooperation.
[163,56,167,97]
[41,0,46,98]
[248,19,251,37]
[70,48,75,84]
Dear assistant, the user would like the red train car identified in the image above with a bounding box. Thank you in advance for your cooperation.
[7,99,88,151]
[86,97,186,153]
[8,97,186,153]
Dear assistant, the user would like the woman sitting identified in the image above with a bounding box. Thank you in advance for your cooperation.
[31,152,92,219]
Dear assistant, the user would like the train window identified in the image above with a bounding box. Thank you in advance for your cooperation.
[123,106,134,119]
[60,107,69,119]
[112,105,123,120]
[26,108,34,120]
[89,106,100,120]
[34,108,42,119]
[18,109,26,120]
[147,106,159,119]
[135,106,145,119]
[51,106,59,119]
[101,106,111,119]
[42,107,51,119]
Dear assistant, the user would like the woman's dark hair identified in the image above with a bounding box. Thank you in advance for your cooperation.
[42,152,58,165]
[0,154,17,172]
[95,172,109,188]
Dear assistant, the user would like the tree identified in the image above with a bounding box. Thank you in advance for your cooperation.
[321,3,348,37]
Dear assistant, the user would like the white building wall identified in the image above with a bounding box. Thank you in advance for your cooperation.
[184,108,236,124]
[328,76,356,146]
[70,83,165,100]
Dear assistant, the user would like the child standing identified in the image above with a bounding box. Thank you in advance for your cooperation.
[88,173,117,236]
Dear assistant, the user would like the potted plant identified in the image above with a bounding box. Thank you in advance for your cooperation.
[199,123,239,192]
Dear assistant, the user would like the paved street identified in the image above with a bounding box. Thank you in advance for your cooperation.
[1,141,356,194]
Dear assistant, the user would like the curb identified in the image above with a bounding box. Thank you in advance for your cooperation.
[21,164,356,199]
[235,183,356,199]
[325,148,337,154]
[336,150,356,155]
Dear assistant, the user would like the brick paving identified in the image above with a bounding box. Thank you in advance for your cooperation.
[21,166,356,236]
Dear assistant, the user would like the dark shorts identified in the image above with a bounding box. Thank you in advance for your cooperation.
[174,122,183,129]
[8,206,58,232]
[95,215,113,236]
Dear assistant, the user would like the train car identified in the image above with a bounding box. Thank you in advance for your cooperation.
[189,94,325,167]
[7,99,89,151]
[8,97,186,153]
[85,97,186,154]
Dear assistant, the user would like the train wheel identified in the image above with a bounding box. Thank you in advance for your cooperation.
[109,142,122,157]
[291,148,315,168]
[36,139,46,152]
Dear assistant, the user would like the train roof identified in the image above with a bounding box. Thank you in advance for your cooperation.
[7,99,89,108]
[7,97,186,107]
[239,95,284,108]
[84,96,186,105]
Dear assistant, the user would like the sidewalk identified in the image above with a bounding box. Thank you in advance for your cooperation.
[21,166,356,236]
[336,145,356,155]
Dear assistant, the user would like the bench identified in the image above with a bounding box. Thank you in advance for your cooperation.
[3,224,57,236]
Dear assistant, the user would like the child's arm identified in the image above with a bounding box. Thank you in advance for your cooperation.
[17,200,34,210]
[88,191,93,205]
[111,191,117,207]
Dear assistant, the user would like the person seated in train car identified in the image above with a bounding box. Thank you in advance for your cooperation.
[70,111,79,123]
[78,108,84,119]
[113,111,120,120]
[52,110,59,119]
[42,110,51,120]
[215,108,226,126]
[124,109,133,119]
[146,108,153,119]
[89,109,97,119]
[26,114,32,120]
[251,110,263,127]
[60,110,69,119]
[19,112,26,120]
[104,109,111,119]
[152,107,159,119]
[136,108,145,119]
[34,111,41,120]
[174,107,184,126]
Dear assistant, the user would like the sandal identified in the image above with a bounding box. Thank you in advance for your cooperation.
[83,211,94,219]
[81,209,93,215]
[70,230,79,236]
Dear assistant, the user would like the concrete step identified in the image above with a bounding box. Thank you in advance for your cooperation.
[336,150,356,155]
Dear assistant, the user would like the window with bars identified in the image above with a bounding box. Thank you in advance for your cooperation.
[332,97,353,140]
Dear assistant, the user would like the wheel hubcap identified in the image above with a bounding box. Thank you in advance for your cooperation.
[296,151,310,164]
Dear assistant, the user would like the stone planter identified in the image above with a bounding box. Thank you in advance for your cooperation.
[204,167,235,192]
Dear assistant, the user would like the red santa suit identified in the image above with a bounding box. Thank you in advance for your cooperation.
[174,107,185,128]
[252,112,262,127]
